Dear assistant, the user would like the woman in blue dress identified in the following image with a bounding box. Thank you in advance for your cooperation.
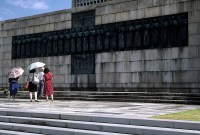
[9,77,19,101]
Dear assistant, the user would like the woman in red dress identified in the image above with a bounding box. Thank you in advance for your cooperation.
[43,68,54,101]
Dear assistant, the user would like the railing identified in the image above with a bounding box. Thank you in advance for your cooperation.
[73,0,107,7]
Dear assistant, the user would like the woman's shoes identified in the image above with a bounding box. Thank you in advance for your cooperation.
[35,100,39,102]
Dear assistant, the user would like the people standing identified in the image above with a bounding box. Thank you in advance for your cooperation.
[43,68,54,102]
[37,67,44,98]
[29,69,39,102]
[8,77,19,101]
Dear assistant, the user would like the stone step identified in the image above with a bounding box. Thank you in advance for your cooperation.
[0,122,129,135]
[4,91,200,98]
[0,129,42,135]
[0,111,200,135]
[1,110,200,131]
[1,90,200,104]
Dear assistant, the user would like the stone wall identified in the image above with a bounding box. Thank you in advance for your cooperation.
[0,0,199,91]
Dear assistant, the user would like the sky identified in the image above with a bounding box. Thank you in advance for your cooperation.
[0,0,72,21]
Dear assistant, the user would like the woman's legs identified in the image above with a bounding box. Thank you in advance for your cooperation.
[51,95,53,101]
[46,95,48,101]
[34,92,38,101]
[29,92,32,102]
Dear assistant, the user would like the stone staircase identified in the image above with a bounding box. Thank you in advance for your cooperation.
[1,88,200,104]
[0,110,200,135]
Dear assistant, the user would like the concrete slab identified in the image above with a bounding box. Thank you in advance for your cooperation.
[0,98,199,119]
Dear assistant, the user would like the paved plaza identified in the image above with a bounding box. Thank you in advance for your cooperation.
[0,98,199,119]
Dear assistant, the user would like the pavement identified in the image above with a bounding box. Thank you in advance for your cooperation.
[0,98,199,119]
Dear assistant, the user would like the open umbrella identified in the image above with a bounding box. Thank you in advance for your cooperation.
[28,62,45,70]
[7,67,24,78]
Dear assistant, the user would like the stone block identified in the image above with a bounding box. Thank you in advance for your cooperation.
[153,0,169,6]
[188,58,200,70]
[104,4,117,14]
[3,60,11,68]
[115,51,130,62]
[116,12,123,22]
[95,63,102,74]
[130,10,137,20]
[102,63,115,73]
[163,60,171,71]
[63,55,71,64]
[49,14,60,23]
[171,48,180,59]
[66,21,71,29]
[0,31,8,37]
[116,62,123,72]
[120,73,131,83]
[60,14,66,22]
[45,24,55,32]
[162,4,170,16]
[189,23,200,35]
[189,11,200,23]
[12,125,41,134]
[122,12,130,21]
[0,38,3,46]
[0,123,12,130]
[182,71,199,82]
[102,14,112,24]
[96,6,104,16]
[145,49,161,60]
[34,26,42,33]
[95,53,101,63]
[102,73,109,83]
[137,9,145,19]
[163,71,172,82]
[153,60,163,71]
[39,16,50,25]
[0,22,2,31]
[66,13,71,21]
[0,116,9,122]
[25,27,35,34]
[131,72,140,83]
[101,52,115,62]
[191,0,200,11]
[123,1,138,11]
[168,3,183,14]
[138,0,154,9]
[180,59,189,70]
[130,61,139,72]
[169,0,190,4]
[32,18,40,26]
[175,121,200,131]
[68,122,102,131]
[55,22,66,30]
[95,74,102,83]
[171,59,181,71]
[189,34,200,46]
[3,37,11,45]
[65,75,71,84]
[145,6,162,18]
[20,20,29,28]
[178,47,189,58]
[95,16,102,25]
[3,52,11,60]
[145,61,154,71]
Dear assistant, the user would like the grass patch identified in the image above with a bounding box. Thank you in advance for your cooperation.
[152,108,200,122]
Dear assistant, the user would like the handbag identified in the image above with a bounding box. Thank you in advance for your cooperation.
[24,81,29,90]
[32,74,39,84]
[24,76,29,90]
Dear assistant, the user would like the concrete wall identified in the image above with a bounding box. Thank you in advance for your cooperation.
[0,0,200,91]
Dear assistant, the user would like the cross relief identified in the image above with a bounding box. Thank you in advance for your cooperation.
[12,11,188,75]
